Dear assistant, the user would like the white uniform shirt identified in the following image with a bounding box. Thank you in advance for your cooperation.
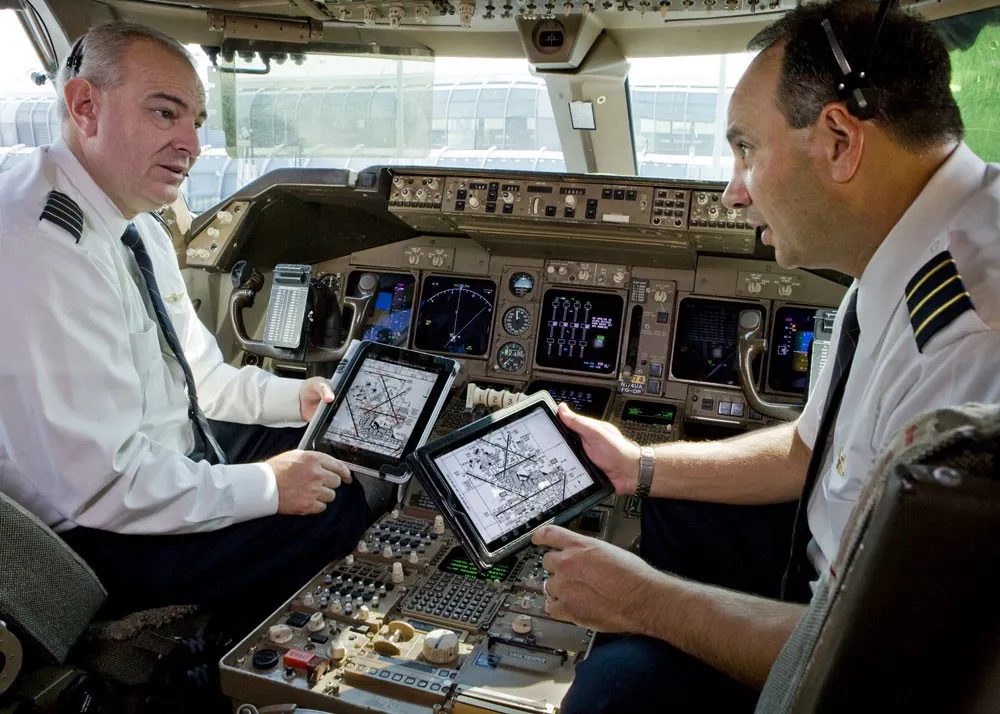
[0,139,305,534]
[798,143,1000,575]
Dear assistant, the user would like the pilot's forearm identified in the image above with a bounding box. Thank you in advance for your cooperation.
[648,420,810,504]
[636,571,804,689]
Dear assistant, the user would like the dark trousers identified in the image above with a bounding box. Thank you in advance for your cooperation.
[61,421,371,631]
[561,497,806,714]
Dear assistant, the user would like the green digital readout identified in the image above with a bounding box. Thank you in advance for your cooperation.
[438,546,515,582]
[622,400,677,426]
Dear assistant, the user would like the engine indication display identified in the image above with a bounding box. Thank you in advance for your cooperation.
[496,342,526,372]
[414,275,497,356]
[502,306,532,336]
[535,289,624,375]
[508,272,535,298]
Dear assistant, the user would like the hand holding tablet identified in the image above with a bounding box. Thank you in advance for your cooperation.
[408,391,615,570]
[298,341,459,482]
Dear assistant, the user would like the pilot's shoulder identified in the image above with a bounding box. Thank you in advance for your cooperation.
[0,148,85,245]
[904,210,1000,354]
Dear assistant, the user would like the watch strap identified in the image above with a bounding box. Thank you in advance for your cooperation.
[636,445,655,499]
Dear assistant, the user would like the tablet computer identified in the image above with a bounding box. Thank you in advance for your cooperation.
[407,391,615,569]
[299,340,459,482]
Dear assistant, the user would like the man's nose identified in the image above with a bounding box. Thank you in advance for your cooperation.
[722,173,750,211]
[174,120,201,161]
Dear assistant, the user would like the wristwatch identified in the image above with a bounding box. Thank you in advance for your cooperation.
[636,446,655,499]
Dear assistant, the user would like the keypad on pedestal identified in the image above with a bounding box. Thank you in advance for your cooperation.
[402,572,499,625]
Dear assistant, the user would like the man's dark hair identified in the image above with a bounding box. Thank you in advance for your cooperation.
[748,1,964,149]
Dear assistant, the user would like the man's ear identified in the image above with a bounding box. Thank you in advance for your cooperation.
[62,77,100,137]
[818,103,864,184]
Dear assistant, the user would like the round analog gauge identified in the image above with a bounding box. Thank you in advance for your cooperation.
[502,306,532,336]
[532,19,566,55]
[496,342,527,373]
[508,271,535,298]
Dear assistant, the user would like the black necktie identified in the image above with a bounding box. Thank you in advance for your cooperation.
[782,287,860,599]
[121,224,228,465]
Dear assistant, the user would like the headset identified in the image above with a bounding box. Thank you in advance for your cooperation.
[65,36,84,78]
[820,0,895,120]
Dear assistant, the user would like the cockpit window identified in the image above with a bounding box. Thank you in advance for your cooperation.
[939,7,1000,163]
[188,52,564,211]
[0,9,55,173]
[628,53,754,181]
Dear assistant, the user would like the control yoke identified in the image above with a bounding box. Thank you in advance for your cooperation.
[228,261,376,364]
[737,310,804,421]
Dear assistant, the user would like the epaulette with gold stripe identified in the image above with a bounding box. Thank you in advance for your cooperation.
[905,250,975,352]
[39,189,84,243]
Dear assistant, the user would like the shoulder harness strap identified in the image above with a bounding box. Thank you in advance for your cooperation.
[905,250,975,352]
[39,189,84,243]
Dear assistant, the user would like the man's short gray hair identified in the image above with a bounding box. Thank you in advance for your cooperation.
[56,22,197,123]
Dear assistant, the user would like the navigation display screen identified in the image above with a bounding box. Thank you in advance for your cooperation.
[767,305,817,395]
[526,379,611,418]
[414,276,497,356]
[346,271,415,347]
[671,297,764,386]
[534,289,624,375]
[322,357,438,458]
[431,405,598,545]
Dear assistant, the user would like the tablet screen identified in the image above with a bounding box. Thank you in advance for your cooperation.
[322,356,439,458]
[430,406,597,545]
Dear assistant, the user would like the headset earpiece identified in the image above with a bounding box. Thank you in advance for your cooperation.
[821,17,880,120]
[65,37,84,78]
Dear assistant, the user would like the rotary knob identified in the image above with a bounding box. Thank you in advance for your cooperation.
[329,642,347,660]
[407,252,421,266]
[578,269,591,281]
[307,612,326,632]
[268,624,294,645]
[216,209,234,225]
[434,515,446,534]
[557,265,568,276]
[468,195,481,209]
[747,280,762,294]
[502,190,515,204]
[565,195,577,208]
[612,270,626,284]
[431,254,445,267]
[778,284,793,297]
[422,629,460,664]
[392,561,405,584]
[653,289,669,303]
[511,614,533,634]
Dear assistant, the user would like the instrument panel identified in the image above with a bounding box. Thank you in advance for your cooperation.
[203,167,846,440]
[314,249,844,441]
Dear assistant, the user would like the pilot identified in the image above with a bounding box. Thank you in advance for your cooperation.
[0,22,369,630]
[534,2,1000,712]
